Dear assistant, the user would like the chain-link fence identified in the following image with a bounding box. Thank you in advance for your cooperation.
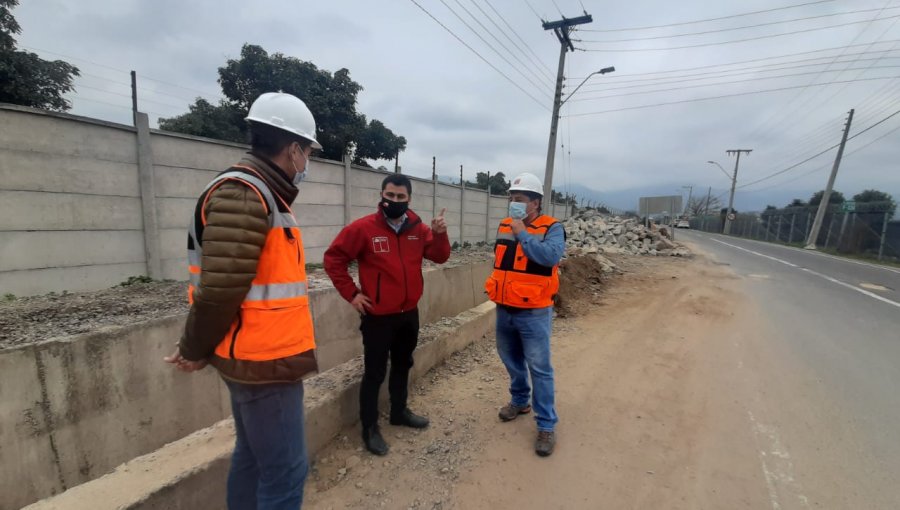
[689,202,899,263]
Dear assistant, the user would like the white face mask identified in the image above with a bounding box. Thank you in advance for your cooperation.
[291,145,308,185]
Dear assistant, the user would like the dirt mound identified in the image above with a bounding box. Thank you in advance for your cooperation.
[556,255,609,317]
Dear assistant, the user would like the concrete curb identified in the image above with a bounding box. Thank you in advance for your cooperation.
[25,301,496,510]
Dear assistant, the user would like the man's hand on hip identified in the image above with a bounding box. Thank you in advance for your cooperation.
[351,293,373,315]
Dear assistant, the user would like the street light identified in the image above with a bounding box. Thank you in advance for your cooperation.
[543,66,615,199]
[560,66,616,107]
[707,160,731,180]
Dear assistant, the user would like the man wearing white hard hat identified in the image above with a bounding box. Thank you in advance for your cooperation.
[166,92,321,508]
[484,172,566,456]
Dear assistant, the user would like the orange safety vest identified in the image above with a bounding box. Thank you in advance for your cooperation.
[485,215,561,309]
[187,165,315,362]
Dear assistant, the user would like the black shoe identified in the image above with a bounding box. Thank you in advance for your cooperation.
[362,424,389,456]
[389,408,430,429]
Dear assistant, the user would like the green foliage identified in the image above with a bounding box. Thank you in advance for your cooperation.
[158,44,405,163]
[119,275,154,287]
[158,98,245,142]
[787,198,807,208]
[466,171,510,195]
[0,0,80,111]
[3,293,14,301]
[809,190,845,206]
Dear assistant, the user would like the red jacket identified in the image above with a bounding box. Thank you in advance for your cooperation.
[324,208,451,315]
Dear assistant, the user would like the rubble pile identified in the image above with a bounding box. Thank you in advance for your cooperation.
[563,210,691,271]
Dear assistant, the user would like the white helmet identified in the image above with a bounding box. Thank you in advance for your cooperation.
[509,172,544,196]
[245,92,322,149]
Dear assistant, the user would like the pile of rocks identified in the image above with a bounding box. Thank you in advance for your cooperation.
[564,210,691,268]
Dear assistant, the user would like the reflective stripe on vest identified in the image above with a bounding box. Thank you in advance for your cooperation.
[186,166,315,362]
[485,215,561,309]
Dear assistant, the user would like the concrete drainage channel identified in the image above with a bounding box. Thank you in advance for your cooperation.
[24,301,496,510]
[2,261,492,510]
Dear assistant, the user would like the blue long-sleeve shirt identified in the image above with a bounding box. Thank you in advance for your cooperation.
[514,221,566,267]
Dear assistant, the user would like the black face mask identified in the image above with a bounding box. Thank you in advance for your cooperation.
[381,198,409,219]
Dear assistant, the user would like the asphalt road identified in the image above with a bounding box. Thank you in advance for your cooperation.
[678,229,900,509]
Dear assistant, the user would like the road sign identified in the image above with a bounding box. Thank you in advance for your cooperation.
[842,201,856,212]
[726,213,736,221]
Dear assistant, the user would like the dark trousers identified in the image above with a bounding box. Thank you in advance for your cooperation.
[359,309,420,428]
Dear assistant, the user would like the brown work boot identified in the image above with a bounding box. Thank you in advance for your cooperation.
[498,402,531,422]
[535,430,556,457]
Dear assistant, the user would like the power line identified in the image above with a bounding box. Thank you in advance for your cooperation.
[577,53,900,88]
[570,66,900,102]
[742,0,897,142]
[579,7,900,43]
[737,106,900,188]
[524,0,544,22]
[407,0,549,109]
[567,40,900,80]
[575,14,900,52]
[566,76,900,116]
[578,0,837,32]
[575,59,900,96]
[480,0,556,79]
[453,0,554,90]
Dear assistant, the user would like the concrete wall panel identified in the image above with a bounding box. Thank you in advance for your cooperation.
[0,191,143,231]
[1,150,140,197]
[0,231,145,272]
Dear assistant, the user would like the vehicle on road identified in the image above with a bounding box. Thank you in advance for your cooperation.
[676,220,690,229]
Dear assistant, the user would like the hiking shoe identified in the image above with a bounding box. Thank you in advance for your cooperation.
[498,403,532,422]
[389,408,430,429]
[535,430,556,457]
[362,425,389,456]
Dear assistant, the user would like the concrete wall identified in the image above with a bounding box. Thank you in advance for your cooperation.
[0,261,491,510]
[0,104,573,296]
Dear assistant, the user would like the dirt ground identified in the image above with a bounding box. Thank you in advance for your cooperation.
[303,251,780,510]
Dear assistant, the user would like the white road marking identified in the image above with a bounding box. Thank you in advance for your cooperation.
[747,411,811,510]
[712,239,900,309]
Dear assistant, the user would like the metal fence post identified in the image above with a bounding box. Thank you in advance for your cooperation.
[879,211,890,261]
[775,214,783,243]
[766,216,771,241]
[825,213,834,248]
[837,212,849,251]
[485,190,492,243]
[789,213,796,244]
[459,180,466,246]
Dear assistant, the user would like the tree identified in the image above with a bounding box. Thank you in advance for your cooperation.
[687,195,722,216]
[787,198,807,208]
[159,44,404,163]
[156,98,245,142]
[809,189,845,206]
[0,0,80,111]
[853,189,896,216]
[466,171,509,194]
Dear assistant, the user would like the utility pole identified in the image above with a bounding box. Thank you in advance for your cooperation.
[682,185,693,217]
[704,186,712,216]
[130,70,138,126]
[541,13,593,200]
[805,109,854,249]
[724,149,752,234]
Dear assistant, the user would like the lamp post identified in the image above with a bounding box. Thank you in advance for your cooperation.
[542,66,615,200]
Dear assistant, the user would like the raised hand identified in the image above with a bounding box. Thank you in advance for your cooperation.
[432,208,447,234]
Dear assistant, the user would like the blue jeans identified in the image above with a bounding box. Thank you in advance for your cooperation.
[225,380,308,510]
[495,306,558,432]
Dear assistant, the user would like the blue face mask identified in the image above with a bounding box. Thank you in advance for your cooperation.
[291,145,308,185]
[508,201,528,220]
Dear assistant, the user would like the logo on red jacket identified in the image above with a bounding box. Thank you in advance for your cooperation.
[373,236,390,253]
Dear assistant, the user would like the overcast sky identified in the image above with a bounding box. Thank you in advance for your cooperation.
[14,0,900,211]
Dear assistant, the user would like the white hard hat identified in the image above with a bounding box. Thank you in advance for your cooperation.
[509,173,544,196]
[245,92,322,149]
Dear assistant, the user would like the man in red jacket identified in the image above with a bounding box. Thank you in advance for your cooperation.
[324,174,451,455]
